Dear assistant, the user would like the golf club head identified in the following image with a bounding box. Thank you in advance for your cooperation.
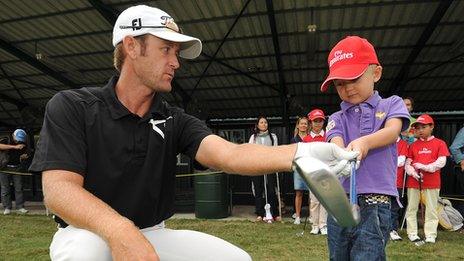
[293,156,360,227]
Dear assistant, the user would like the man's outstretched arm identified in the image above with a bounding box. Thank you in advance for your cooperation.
[195,135,358,175]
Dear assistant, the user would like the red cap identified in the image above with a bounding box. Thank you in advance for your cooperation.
[308,109,325,121]
[412,114,434,127]
[320,36,380,92]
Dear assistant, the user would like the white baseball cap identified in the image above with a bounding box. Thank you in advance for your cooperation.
[112,5,202,59]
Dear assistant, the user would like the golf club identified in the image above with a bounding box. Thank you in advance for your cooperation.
[296,214,309,237]
[293,156,360,227]
[414,173,426,246]
[276,172,283,223]
[263,175,273,223]
[349,160,361,224]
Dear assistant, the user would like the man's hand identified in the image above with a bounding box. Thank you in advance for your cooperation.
[295,142,359,175]
[329,159,360,178]
[14,144,25,150]
[461,161,464,172]
[107,220,159,261]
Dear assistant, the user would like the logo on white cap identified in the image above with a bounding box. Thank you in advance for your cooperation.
[329,50,354,67]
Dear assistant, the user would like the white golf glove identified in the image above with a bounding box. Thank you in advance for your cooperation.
[330,159,360,178]
[294,142,359,176]
[405,164,421,181]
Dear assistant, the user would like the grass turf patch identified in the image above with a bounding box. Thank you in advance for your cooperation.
[1,214,463,260]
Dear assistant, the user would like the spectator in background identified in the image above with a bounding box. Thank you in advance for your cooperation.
[303,109,328,235]
[389,137,408,241]
[405,114,450,243]
[248,116,280,223]
[450,126,464,172]
[402,97,416,144]
[291,116,310,225]
[0,129,29,215]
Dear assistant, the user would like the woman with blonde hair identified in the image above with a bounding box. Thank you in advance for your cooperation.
[291,116,310,224]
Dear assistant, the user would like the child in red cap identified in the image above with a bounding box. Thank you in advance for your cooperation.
[321,36,411,260]
[303,109,328,235]
[389,137,408,241]
[404,114,450,243]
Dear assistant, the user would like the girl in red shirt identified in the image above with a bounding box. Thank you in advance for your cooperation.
[303,109,328,235]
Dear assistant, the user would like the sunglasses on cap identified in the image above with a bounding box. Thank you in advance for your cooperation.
[119,24,183,34]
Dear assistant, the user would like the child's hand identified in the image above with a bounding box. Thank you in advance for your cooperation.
[346,138,369,160]
[413,163,426,171]
[407,170,422,181]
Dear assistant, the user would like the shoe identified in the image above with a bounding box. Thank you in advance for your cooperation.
[17,208,28,214]
[408,234,421,242]
[263,217,273,224]
[274,216,282,222]
[256,216,263,222]
[294,217,301,225]
[425,236,436,244]
[390,230,402,241]
[320,227,328,235]
[292,213,297,219]
[310,227,319,235]
[3,208,11,215]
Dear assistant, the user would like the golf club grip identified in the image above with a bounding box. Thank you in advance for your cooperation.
[350,161,357,205]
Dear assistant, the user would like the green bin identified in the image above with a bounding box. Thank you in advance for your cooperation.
[195,173,229,219]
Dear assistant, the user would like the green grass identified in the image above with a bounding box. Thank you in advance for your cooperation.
[1,214,464,260]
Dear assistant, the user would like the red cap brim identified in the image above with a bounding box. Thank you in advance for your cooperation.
[310,116,325,121]
[320,64,370,92]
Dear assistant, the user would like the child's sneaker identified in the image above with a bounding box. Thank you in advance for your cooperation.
[17,208,28,214]
[3,208,11,215]
[390,230,402,241]
[408,234,421,242]
[310,226,319,235]
[320,227,328,235]
[425,236,436,244]
[294,217,301,225]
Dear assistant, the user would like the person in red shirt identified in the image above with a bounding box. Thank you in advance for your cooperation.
[404,114,450,244]
[303,109,328,235]
[389,137,408,241]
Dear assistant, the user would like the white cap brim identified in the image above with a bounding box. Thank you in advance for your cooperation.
[150,30,202,59]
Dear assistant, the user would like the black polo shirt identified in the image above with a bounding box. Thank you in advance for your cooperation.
[30,76,212,228]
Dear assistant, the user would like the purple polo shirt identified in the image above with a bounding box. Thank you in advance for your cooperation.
[326,91,410,196]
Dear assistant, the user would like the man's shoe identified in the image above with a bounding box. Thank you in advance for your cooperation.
[293,217,301,225]
[310,227,319,235]
[320,227,328,235]
[425,236,436,244]
[17,208,28,214]
[3,208,11,215]
[408,234,421,242]
[292,213,297,219]
[390,230,402,241]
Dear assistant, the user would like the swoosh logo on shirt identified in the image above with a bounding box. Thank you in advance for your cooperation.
[149,116,172,139]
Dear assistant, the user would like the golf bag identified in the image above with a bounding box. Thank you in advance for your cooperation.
[438,198,464,231]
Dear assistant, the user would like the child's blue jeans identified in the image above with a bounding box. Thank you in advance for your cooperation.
[327,196,391,261]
